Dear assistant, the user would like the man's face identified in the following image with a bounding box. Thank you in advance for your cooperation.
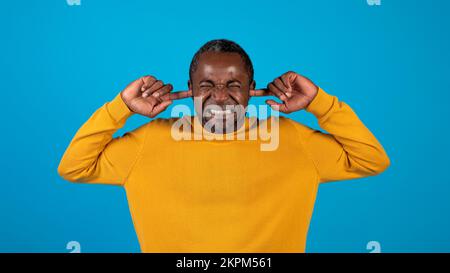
[189,52,255,133]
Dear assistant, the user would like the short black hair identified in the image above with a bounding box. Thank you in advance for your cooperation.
[189,39,254,83]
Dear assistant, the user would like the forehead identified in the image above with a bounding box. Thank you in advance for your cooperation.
[193,52,248,81]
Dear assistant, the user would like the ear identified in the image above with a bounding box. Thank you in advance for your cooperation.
[250,80,256,91]
[188,80,192,90]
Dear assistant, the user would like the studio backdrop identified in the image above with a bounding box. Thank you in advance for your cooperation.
[0,0,449,253]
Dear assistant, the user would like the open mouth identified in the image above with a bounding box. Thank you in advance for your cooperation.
[205,108,235,118]
[199,104,246,133]
[210,109,232,115]
[203,104,240,119]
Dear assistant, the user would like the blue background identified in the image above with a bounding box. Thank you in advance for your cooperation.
[0,0,449,253]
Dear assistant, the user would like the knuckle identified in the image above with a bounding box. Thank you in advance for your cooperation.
[164,84,172,91]
[153,82,163,90]
[143,75,156,82]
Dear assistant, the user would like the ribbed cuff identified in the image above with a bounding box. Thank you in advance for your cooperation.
[305,87,335,118]
[106,93,134,123]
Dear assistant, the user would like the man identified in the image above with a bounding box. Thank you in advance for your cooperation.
[58,39,390,253]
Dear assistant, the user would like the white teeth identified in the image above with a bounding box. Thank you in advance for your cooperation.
[210,109,232,115]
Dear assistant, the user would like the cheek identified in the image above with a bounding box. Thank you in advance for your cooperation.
[232,89,249,104]
[193,88,211,98]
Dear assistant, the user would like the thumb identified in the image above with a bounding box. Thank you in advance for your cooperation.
[124,77,146,95]
[121,77,148,104]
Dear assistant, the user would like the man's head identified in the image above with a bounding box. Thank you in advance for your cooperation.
[188,39,255,133]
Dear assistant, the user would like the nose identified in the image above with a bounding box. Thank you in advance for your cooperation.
[211,85,230,103]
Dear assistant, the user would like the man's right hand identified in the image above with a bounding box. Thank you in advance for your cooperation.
[120,75,192,118]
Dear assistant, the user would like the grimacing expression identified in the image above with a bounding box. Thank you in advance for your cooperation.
[189,52,255,133]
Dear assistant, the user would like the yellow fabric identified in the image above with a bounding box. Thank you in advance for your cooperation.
[58,88,390,253]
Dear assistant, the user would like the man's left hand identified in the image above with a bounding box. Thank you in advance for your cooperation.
[250,71,319,113]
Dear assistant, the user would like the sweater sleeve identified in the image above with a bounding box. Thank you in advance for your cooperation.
[57,93,147,186]
[290,88,390,183]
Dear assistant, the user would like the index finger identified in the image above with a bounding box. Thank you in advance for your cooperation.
[161,90,193,101]
[250,89,274,97]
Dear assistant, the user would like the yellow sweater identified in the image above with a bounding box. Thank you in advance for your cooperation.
[58,88,390,253]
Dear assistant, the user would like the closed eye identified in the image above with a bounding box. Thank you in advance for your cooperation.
[200,85,213,90]
[227,80,241,89]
